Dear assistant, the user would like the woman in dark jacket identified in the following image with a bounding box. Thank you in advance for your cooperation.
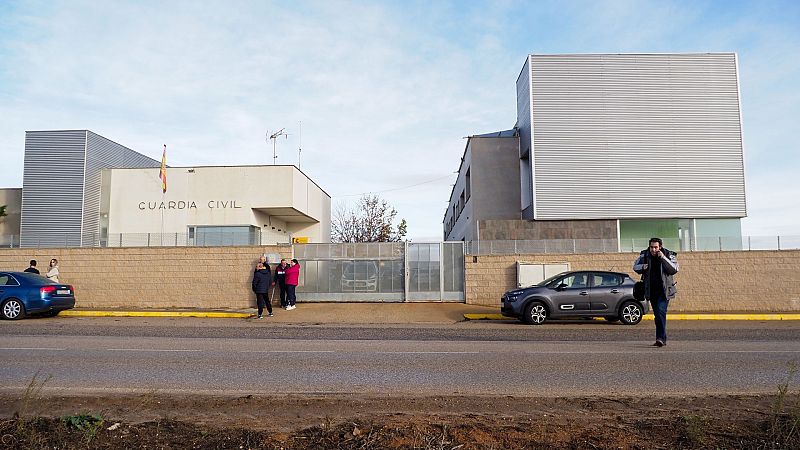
[252,263,273,318]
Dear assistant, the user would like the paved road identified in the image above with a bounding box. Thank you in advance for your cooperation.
[1,319,798,397]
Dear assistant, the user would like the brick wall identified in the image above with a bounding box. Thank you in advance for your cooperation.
[2,247,798,312]
[0,246,291,309]
[465,250,800,312]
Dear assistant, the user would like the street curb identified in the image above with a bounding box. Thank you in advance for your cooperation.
[60,311,252,318]
[463,313,800,321]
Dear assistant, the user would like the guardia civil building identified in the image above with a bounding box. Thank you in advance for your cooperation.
[3,130,331,247]
[444,53,747,251]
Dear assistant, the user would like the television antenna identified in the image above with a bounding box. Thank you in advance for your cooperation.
[298,121,302,169]
[267,128,289,165]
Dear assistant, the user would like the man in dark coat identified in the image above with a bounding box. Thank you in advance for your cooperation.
[24,260,40,274]
[633,237,679,347]
[272,258,289,308]
[252,263,273,318]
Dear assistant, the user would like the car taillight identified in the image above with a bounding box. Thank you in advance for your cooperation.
[40,286,57,297]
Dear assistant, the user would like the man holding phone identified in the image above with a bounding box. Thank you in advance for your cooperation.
[633,237,679,347]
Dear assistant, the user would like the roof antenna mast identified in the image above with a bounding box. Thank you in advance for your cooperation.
[267,128,289,165]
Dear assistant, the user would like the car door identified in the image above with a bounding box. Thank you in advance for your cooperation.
[590,273,625,313]
[0,273,22,303]
[550,273,591,315]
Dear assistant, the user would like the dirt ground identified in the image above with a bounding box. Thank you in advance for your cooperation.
[1,392,799,449]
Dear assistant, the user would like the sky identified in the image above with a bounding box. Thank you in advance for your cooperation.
[0,0,798,240]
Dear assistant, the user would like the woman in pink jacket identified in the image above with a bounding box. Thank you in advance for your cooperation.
[284,259,300,310]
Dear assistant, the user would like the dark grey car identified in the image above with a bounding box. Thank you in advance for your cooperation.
[501,271,648,325]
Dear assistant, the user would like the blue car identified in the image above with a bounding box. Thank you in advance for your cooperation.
[0,271,76,320]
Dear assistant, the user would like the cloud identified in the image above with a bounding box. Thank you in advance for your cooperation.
[1,0,798,239]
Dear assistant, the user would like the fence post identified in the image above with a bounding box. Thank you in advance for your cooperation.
[778,236,781,251]
[514,240,517,255]
[748,236,751,251]
[403,241,410,302]
[439,242,445,302]
[147,233,151,247]
[718,236,722,251]
[572,239,576,254]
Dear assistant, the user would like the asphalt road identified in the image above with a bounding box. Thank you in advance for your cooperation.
[1,318,798,397]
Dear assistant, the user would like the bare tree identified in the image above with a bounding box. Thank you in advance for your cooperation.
[331,195,407,243]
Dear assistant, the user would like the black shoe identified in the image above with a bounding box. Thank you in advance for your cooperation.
[653,340,664,347]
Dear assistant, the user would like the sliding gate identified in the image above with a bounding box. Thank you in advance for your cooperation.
[293,242,465,302]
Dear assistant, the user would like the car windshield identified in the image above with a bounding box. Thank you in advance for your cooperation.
[535,272,570,287]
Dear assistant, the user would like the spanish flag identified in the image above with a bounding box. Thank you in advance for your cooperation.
[159,144,167,193]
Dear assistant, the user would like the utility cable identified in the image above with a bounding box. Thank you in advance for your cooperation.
[333,173,457,198]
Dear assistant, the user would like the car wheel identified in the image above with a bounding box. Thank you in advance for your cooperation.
[524,301,548,325]
[1,298,26,320]
[619,301,643,325]
[604,317,619,323]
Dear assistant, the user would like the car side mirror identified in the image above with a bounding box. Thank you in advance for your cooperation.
[555,283,567,291]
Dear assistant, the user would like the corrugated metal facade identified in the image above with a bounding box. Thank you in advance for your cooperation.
[521,53,746,220]
[20,130,159,247]
[82,132,160,244]
[20,131,88,247]
[516,56,534,219]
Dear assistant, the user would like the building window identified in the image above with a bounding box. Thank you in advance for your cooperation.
[190,225,260,246]
[465,168,471,201]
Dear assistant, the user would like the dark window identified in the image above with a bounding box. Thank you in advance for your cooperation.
[465,168,471,201]
[593,274,622,287]
[561,274,588,289]
[1,274,19,286]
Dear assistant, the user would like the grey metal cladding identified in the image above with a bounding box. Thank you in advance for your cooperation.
[529,53,746,220]
[20,130,88,247]
[516,55,534,219]
[83,131,159,241]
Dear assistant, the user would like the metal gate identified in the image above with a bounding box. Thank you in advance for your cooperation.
[406,242,465,302]
[292,242,465,302]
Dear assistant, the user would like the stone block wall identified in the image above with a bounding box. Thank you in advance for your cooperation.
[478,219,617,240]
[465,250,800,312]
[0,246,291,309]
[2,247,798,312]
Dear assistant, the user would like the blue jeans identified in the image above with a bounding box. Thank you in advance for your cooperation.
[652,294,669,343]
[286,285,297,306]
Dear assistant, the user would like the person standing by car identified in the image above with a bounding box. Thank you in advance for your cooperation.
[284,259,300,310]
[252,262,273,318]
[46,258,60,283]
[633,237,679,347]
[272,258,289,308]
[24,260,39,274]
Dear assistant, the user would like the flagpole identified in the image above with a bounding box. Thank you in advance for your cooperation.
[159,145,167,245]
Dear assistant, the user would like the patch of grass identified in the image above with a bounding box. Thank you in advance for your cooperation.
[770,362,800,448]
[13,370,53,444]
[63,413,104,443]
[681,414,709,448]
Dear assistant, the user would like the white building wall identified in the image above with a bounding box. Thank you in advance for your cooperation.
[104,165,330,243]
[523,53,746,220]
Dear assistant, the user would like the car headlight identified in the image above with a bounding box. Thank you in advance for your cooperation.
[505,290,525,301]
